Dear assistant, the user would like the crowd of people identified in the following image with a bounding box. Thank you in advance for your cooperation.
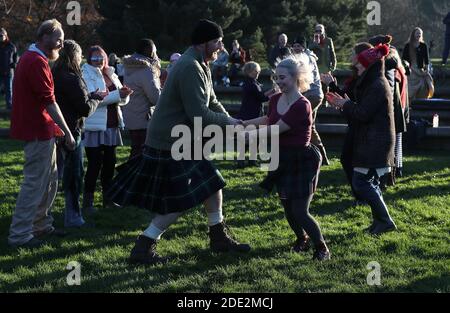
[3,15,444,265]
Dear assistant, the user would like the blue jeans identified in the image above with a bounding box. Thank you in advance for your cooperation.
[352,170,395,226]
[0,73,13,109]
[63,140,85,228]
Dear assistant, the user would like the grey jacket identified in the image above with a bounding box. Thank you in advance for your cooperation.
[122,53,161,130]
[302,49,323,100]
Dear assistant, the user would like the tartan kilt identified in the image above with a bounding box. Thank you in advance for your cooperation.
[106,147,226,214]
[260,144,322,199]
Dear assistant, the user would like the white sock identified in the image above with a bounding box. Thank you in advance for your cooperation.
[208,211,224,227]
[143,223,164,240]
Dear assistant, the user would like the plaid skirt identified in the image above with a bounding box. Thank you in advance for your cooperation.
[260,144,322,199]
[106,147,226,214]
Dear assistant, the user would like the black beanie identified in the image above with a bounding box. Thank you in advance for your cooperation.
[191,19,223,45]
[293,36,307,48]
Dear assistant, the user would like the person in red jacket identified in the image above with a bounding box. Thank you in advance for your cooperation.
[8,19,75,249]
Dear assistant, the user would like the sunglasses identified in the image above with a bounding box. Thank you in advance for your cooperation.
[91,56,104,62]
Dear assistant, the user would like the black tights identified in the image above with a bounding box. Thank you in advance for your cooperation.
[281,195,324,246]
[84,146,117,194]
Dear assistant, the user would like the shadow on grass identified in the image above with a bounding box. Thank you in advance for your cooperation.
[1,231,289,292]
[400,274,450,292]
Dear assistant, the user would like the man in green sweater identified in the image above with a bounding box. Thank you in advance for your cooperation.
[107,19,251,265]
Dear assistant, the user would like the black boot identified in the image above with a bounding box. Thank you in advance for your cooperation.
[209,222,251,253]
[313,242,331,261]
[129,235,169,265]
[292,235,311,253]
[82,192,97,215]
[370,222,397,236]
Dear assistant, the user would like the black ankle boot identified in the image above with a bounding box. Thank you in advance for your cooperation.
[129,235,169,265]
[293,235,311,253]
[209,222,251,253]
[313,242,331,261]
[82,192,97,215]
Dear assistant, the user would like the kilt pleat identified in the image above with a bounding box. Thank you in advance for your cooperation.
[260,144,322,199]
[106,147,226,214]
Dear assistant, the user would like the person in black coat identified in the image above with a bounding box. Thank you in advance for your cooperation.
[369,35,407,186]
[52,39,105,228]
[327,43,397,236]
[443,12,450,65]
[0,28,18,110]
[320,44,370,204]
[402,28,429,72]
[268,33,292,68]
[402,28,432,103]
[236,61,276,168]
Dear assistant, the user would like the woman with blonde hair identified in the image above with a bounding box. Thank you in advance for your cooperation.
[242,56,331,261]
[402,27,433,102]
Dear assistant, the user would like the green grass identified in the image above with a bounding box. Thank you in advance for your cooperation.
[0,138,449,293]
[0,119,9,129]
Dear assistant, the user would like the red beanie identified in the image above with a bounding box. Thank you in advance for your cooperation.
[357,44,390,69]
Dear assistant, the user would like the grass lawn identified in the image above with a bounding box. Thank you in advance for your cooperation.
[0,138,449,293]
[0,119,10,129]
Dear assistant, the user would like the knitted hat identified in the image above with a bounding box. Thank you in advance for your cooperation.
[293,36,307,48]
[191,19,223,45]
[357,44,390,69]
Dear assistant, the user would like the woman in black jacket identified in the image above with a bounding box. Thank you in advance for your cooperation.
[52,40,105,228]
[402,28,432,102]
[0,28,17,110]
[320,44,370,204]
[327,43,397,236]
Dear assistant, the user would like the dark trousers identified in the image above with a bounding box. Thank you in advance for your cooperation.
[63,142,85,227]
[0,73,13,109]
[128,129,147,160]
[84,145,117,195]
[340,128,362,201]
[352,170,395,225]
[443,35,450,64]
[281,195,324,246]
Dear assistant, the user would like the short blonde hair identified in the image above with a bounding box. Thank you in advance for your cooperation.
[242,61,260,76]
[37,19,63,40]
[277,56,313,93]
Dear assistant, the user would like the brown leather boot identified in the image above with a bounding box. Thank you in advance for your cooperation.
[129,235,169,265]
[209,222,251,253]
